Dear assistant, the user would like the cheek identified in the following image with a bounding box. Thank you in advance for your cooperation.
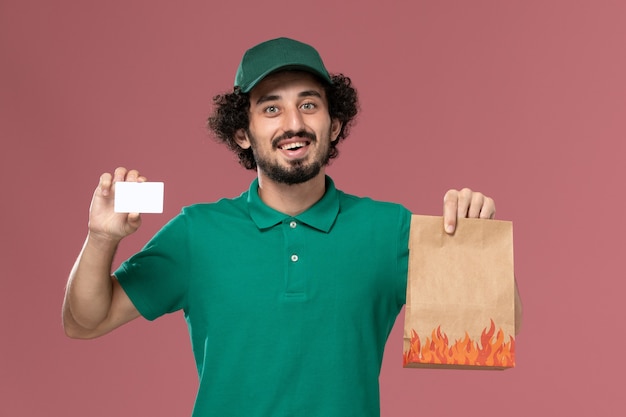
[249,117,281,138]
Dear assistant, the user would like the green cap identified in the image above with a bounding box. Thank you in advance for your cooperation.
[234,37,332,93]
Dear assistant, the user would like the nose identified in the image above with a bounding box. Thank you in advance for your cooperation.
[282,105,306,133]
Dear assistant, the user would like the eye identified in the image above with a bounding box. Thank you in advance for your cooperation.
[301,102,316,111]
[264,105,279,114]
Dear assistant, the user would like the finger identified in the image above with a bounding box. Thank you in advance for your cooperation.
[467,192,485,218]
[456,188,473,219]
[479,197,496,219]
[443,190,459,234]
[126,169,140,182]
[113,167,128,184]
[99,172,113,197]
[137,175,148,183]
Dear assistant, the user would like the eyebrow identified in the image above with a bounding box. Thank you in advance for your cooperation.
[255,90,323,105]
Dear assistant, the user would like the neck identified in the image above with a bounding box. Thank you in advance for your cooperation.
[256,171,326,216]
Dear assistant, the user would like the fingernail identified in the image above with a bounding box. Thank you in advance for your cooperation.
[445,224,454,233]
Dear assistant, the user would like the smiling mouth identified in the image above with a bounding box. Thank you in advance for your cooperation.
[279,141,310,151]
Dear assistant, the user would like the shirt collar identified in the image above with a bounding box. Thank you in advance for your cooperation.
[247,176,340,233]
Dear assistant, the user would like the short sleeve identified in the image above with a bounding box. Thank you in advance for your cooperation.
[115,212,190,321]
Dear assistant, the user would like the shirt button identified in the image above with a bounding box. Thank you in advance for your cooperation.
[289,221,297,228]
[291,254,299,262]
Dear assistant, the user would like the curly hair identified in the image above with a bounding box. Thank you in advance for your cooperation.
[207,73,359,170]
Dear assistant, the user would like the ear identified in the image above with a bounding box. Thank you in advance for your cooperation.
[330,118,342,143]
[234,128,251,149]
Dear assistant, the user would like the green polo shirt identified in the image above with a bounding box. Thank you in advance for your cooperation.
[115,176,411,417]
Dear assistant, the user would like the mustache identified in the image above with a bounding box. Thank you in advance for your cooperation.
[272,130,317,148]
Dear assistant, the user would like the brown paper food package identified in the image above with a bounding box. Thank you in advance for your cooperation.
[403,215,516,370]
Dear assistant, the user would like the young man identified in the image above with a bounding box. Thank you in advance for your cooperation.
[63,38,513,416]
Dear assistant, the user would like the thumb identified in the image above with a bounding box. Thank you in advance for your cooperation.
[126,212,142,232]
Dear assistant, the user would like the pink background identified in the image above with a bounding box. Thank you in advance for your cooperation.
[1,1,624,415]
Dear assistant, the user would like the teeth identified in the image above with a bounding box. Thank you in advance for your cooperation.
[280,142,307,150]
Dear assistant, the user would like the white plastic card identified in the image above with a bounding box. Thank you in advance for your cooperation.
[114,182,164,213]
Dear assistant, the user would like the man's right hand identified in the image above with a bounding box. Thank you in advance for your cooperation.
[88,167,147,242]
[62,167,144,339]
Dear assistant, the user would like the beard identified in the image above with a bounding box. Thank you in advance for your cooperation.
[248,129,332,185]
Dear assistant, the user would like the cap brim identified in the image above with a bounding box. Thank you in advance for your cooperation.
[240,64,331,93]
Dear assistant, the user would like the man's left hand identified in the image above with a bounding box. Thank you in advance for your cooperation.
[443,188,495,234]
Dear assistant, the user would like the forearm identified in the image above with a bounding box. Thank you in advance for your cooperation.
[63,233,120,333]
